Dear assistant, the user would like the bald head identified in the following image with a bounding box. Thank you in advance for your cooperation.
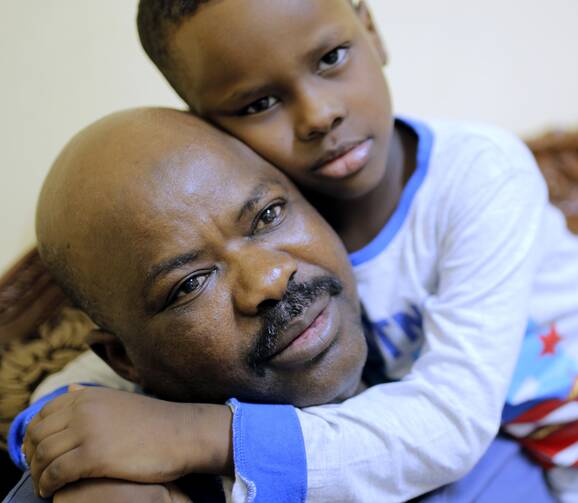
[37,108,265,330]
[36,107,364,405]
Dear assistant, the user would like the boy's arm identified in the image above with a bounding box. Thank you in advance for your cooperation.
[9,387,78,472]
[23,387,233,498]
[17,386,305,503]
[11,355,302,502]
[8,350,130,471]
[227,140,549,502]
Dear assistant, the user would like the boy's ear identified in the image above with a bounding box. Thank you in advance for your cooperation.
[355,1,388,66]
[86,329,141,385]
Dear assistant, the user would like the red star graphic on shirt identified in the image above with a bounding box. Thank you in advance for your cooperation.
[540,324,562,356]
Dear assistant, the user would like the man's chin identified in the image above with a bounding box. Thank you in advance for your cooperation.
[261,326,367,408]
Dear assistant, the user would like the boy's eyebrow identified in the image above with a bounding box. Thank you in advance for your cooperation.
[221,27,349,106]
[304,29,346,62]
[228,84,273,104]
[145,249,202,293]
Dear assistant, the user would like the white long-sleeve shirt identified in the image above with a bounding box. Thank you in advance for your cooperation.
[230,118,578,502]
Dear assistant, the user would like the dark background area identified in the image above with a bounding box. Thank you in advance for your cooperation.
[1,450,22,498]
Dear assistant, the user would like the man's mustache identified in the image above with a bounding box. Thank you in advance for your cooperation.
[248,275,343,372]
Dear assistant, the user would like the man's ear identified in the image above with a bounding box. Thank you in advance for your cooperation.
[86,329,141,384]
[355,1,388,66]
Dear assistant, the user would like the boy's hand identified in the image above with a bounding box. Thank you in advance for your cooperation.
[23,386,232,498]
[53,479,192,503]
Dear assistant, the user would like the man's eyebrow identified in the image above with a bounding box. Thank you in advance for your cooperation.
[144,249,201,293]
[237,180,285,223]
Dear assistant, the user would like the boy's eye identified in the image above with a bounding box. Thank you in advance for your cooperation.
[253,202,286,233]
[241,96,279,116]
[168,270,213,306]
[319,46,349,72]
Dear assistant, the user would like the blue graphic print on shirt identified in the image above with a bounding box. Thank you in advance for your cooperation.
[367,304,424,361]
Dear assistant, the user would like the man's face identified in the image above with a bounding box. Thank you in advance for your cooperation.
[170,0,393,200]
[72,113,367,407]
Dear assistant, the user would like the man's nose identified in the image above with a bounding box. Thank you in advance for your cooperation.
[229,245,298,315]
[294,83,346,142]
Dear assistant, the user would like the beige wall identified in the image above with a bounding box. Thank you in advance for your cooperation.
[1,0,577,273]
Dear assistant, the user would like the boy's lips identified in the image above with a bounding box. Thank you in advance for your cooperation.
[267,297,339,369]
[310,139,373,179]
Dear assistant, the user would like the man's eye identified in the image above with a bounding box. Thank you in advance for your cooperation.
[168,271,212,306]
[253,202,285,233]
[241,96,279,116]
[319,46,349,72]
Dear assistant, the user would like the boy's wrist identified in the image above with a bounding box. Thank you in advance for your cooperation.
[178,403,233,477]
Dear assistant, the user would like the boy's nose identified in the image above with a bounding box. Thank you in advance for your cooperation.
[295,85,346,141]
[228,244,298,315]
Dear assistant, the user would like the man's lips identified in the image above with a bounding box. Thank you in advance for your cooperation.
[267,296,339,369]
[310,139,373,179]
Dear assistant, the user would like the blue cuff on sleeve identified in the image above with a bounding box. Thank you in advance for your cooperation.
[228,399,307,503]
[8,383,100,471]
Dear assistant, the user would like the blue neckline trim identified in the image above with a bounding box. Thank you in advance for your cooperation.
[349,117,434,267]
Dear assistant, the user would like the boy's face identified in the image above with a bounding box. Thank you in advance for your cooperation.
[171,0,393,200]
[45,110,367,408]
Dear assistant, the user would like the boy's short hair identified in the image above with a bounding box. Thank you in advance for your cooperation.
[137,0,360,97]
[137,0,211,80]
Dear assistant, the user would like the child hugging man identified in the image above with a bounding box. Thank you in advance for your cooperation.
[12,0,578,501]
